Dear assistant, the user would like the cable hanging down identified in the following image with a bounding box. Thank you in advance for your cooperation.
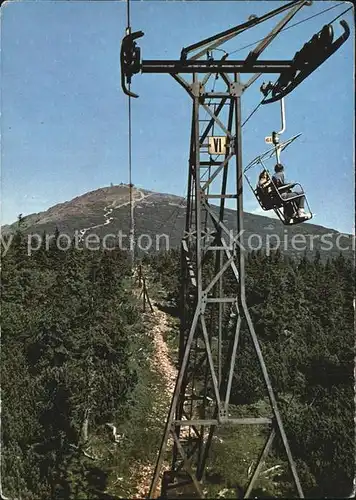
[126,0,131,34]
[125,0,135,269]
[128,91,135,269]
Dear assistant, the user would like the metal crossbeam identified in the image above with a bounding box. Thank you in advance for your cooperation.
[141,59,294,74]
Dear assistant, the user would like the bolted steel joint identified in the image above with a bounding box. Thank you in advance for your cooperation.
[189,81,205,97]
[230,82,243,97]
[218,405,228,423]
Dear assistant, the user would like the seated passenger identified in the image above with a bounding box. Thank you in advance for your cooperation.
[272,163,310,220]
[257,170,272,191]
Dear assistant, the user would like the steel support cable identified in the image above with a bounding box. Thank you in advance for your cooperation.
[167,193,189,244]
[239,3,353,130]
[227,1,348,57]
[241,99,265,128]
[126,0,131,31]
[201,69,226,235]
[160,197,186,235]
[152,174,188,239]
[128,92,135,268]
[125,0,135,269]
[200,68,219,133]
[154,75,218,244]
[208,4,352,134]
[328,5,353,24]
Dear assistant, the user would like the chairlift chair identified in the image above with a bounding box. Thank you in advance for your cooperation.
[245,96,312,226]
[244,134,313,226]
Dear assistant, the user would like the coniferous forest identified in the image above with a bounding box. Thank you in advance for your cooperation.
[1,229,354,499]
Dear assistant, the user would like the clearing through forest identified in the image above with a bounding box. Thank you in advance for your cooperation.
[133,302,178,498]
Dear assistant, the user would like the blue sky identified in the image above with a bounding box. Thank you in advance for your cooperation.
[0,0,354,234]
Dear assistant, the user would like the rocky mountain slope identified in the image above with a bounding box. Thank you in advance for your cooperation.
[2,184,353,261]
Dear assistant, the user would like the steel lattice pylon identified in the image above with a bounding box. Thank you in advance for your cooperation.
[148,73,304,499]
[118,2,350,497]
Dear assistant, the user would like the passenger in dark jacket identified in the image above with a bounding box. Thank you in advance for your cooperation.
[272,163,309,219]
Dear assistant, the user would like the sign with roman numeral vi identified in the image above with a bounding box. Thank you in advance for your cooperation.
[208,136,227,155]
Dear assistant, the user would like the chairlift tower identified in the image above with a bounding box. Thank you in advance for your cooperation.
[152,70,305,499]
[120,0,349,497]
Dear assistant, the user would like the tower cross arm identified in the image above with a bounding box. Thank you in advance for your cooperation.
[180,0,310,60]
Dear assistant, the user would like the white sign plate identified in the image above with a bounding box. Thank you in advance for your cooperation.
[208,136,227,155]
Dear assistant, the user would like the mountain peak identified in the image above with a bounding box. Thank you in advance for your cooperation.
[2,185,352,262]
